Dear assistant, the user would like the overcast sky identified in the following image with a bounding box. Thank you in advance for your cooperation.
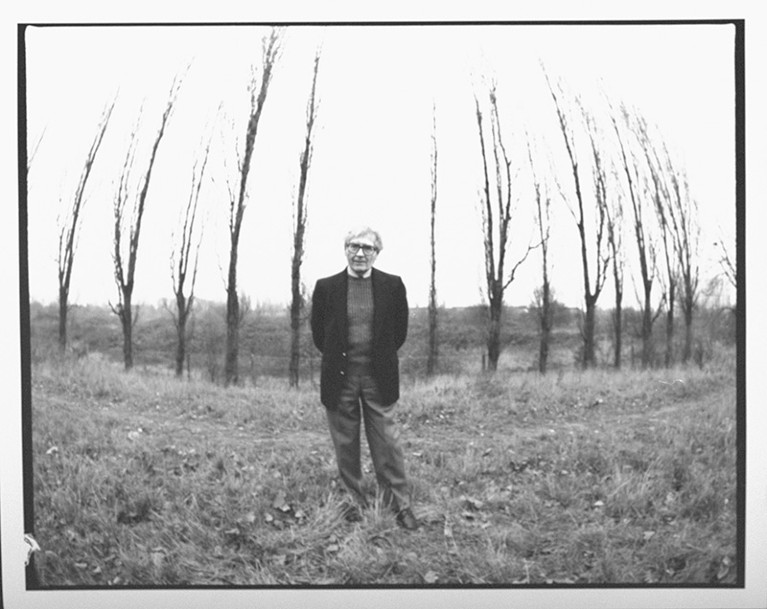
[24,23,735,309]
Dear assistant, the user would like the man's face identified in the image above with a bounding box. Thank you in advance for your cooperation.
[345,234,379,276]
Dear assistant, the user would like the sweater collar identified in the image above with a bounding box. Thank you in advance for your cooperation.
[347,266,373,279]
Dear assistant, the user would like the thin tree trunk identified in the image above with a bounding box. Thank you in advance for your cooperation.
[583,295,597,369]
[486,287,502,372]
[58,287,68,353]
[613,288,623,368]
[427,104,439,376]
[682,299,694,364]
[225,283,240,385]
[538,279,551,374]
[642,283,654,368]
[175,294,188,378]
[427,290,438,375]
[288,281,301,388]
[120,294,134,370]
[175,321,186,378]
[665,283,675,367]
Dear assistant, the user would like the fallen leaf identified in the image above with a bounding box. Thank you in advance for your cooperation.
[424,571,439,584]
[443,521,453,539]
[643,531,655,541]
[150,551,164,568]
[272,491,287,509]
[461,496,484,510]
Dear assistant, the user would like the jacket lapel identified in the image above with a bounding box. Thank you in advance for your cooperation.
[331,270,349,350]
[372,268,386,342]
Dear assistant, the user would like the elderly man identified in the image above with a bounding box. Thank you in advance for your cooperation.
[310,226,418,530]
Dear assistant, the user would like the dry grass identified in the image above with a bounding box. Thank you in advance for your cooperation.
[30,354,738,587]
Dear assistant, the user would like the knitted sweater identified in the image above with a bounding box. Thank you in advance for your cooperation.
[347,275,374,373]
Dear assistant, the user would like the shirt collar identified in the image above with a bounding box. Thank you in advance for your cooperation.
[347,266,373,279]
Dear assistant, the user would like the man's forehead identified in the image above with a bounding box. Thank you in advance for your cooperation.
[348,233,375,244]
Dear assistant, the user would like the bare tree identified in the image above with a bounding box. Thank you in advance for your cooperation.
[474,80,537,372]
[111,75,183,370]
[426,102,439,376]
[637,115,678,367]
[170,134,212,378]
[609,100,664,368]
[544,71,610,368]
[289,47,321,389]
[665,163,700,364]
[57,98,115,353]
[526,135,553,374]
[223,28,282,386]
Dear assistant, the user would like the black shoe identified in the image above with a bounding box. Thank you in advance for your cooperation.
[341,502,364,523]
[396,508,419,531]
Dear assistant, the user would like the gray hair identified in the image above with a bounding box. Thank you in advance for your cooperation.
[344,226,383,252]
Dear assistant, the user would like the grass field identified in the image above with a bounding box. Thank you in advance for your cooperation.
[30,351,738,587]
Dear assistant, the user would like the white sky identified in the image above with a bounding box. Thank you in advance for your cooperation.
[24,23,735,309]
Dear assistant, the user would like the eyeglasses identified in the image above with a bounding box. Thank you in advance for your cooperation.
[346,242,378,255]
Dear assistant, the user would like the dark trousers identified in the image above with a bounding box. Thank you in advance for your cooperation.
[325,371,410,512]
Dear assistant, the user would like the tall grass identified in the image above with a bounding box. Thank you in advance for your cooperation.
[31,355,737,586]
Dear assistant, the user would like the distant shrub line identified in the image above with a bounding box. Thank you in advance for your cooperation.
[29,300,736,383]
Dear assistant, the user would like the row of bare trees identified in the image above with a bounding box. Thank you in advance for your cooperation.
[43,33,731,382]
[463,66,708,373]
[48,28,319,386]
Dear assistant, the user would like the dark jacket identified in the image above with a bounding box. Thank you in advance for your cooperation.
[310,268,408,408]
